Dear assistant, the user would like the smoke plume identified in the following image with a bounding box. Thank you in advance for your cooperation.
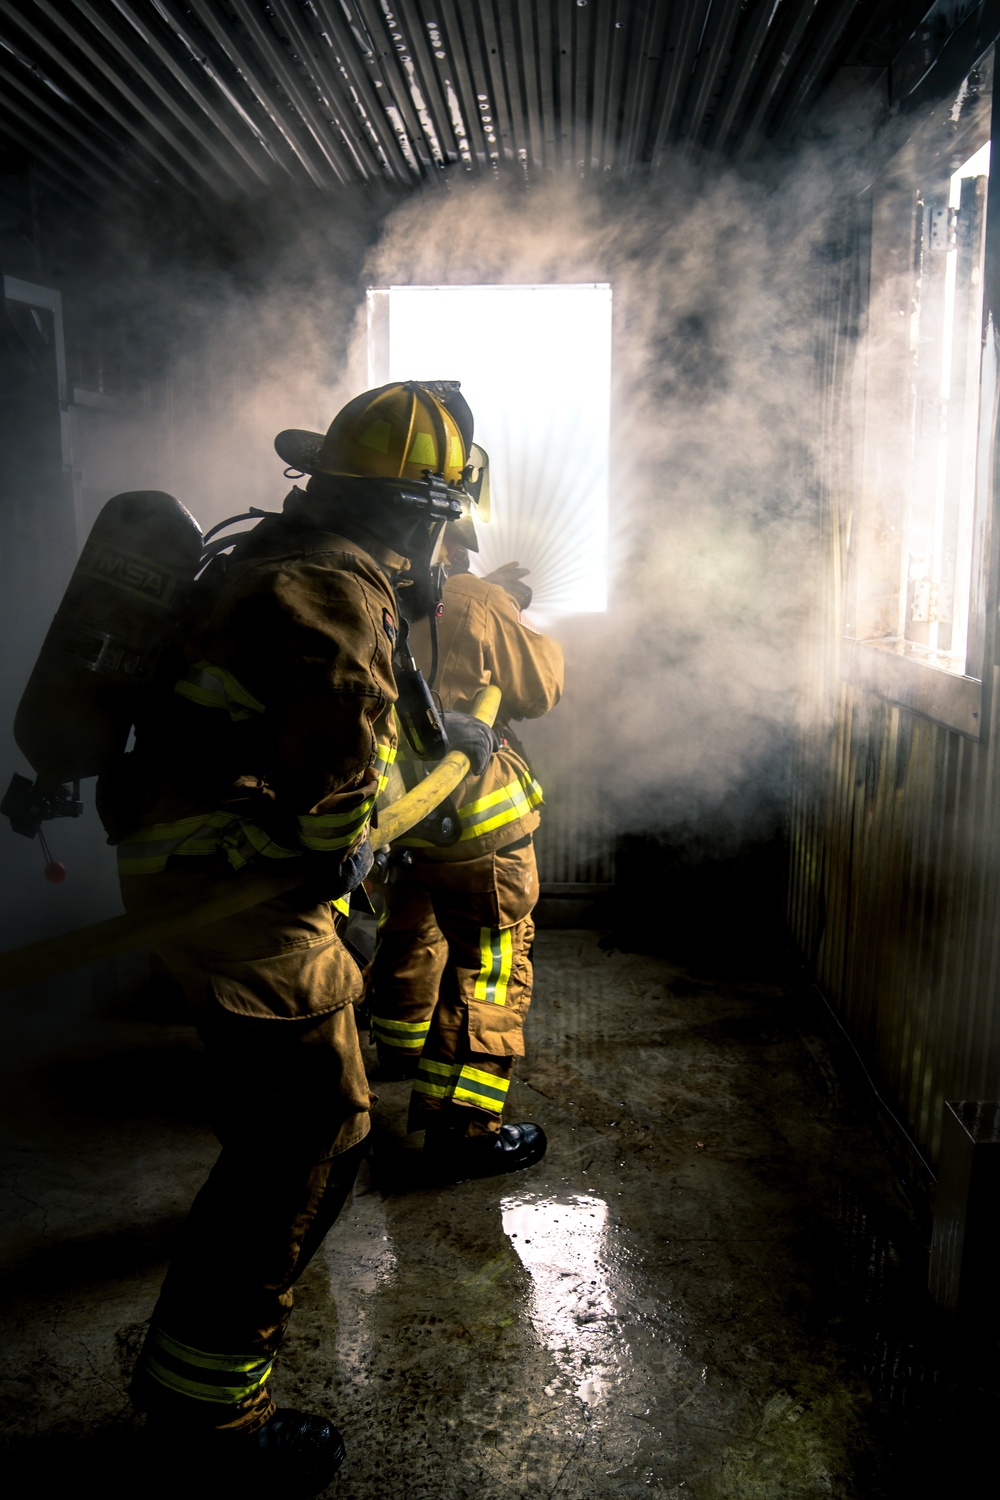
[1,125,883,942]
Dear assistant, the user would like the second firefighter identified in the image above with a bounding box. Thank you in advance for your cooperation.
[368,518,564,1179]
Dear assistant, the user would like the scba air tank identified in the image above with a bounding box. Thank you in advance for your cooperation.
[14,491,203,785]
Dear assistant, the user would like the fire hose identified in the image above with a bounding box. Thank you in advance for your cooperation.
[0,684,501,994]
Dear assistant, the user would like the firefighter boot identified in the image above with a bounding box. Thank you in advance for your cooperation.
[147,1407,345,1499]
[424,1120,547,1182]
[373,1043,419,1081]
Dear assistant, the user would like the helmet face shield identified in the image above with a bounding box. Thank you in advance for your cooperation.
[428,517,448,567]
[444,503,479,553]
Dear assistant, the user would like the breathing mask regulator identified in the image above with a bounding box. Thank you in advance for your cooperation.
[275,379,490,763]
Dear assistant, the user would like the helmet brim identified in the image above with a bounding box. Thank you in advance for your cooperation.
[274,428,326,475]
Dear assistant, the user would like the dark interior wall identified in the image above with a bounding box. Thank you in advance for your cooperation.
[0,156,111,948]
[0,167,391,953]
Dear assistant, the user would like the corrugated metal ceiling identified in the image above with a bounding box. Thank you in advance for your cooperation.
[0,1,945,205]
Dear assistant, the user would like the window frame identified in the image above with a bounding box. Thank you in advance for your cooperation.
[844,51,999,740]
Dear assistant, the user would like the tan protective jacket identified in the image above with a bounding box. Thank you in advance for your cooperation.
[106,516,399,879]
[397,569,564,860]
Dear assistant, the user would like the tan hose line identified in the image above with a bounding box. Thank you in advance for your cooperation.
[0,684,502,994]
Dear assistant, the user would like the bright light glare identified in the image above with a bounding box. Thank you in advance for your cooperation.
[951,140,991,205]
[369,284,612,620]
[928,139,990,666]
[501,1191,618,1405]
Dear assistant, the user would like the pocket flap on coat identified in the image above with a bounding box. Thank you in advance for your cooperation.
[209,938,363,1020]
[467,998,525,1057]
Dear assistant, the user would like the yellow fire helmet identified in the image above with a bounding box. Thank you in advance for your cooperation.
[275,381,468,489]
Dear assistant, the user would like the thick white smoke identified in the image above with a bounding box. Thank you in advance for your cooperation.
[360,162,846,838]
[1,126,888,943]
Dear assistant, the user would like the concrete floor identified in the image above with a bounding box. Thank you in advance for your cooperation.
[1,928,997,1496]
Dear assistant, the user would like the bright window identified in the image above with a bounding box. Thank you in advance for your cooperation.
[849,60,993,686]
[367,283,612,620]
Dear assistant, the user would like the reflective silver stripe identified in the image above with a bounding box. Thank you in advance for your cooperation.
[456,773,543,840]
[452,1065,510,1112]
[411,1058,509,1113]
[401,770,544,848]
[473,925,513,1006]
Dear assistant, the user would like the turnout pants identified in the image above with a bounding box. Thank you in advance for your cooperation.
[122,870,374,1436]
[369,837,539,1137]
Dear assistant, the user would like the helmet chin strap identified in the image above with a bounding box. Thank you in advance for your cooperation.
[395,516,447,688]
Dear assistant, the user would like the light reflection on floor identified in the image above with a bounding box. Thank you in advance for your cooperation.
[501,1190,620,1406]
[323,1182,398,1374]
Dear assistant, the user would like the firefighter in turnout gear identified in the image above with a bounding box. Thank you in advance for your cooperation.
[368,515,564,1181]
[102,382,490,1496]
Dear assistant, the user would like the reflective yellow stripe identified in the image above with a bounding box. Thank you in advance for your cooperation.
[457,1062,511,1092]
[416,1057,451,1076]
[411,1056,451,1097]
[411,1059,510,1113]
[240,821,300,860]
[119,813,294,875]
[116,812,239,874]
[371,1016,431,1051]
[151,1327,267,1373]
[144,1361,271,1404]
[412,1077,449,1099]
[119,804,377,875]
[174,659,265,720]
[473,926,512,1006]
[332,895,350,916]
[374,739,396,794]
[297,797,376,852]
[143,1326,274,1406]
[452,1065,509,1113]
[402,770,543,848]
[456,772,543,841]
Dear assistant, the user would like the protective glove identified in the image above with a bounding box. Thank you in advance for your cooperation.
[484,562,532,612]
[323,835,374,900]
[442,710,500,776]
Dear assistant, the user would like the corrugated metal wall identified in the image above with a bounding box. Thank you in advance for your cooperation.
[532,731,615,889]
[0,0,931,206]
[790,676,1000,1172]
[789,45,1000,1178]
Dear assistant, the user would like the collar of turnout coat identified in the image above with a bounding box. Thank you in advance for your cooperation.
[280,484,411,578]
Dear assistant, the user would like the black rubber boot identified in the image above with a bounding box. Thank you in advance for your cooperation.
[148,1408,346,1499]
[372,1046,418,1082]
[424,1121,547,1182]
[238,1409,345,1496]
